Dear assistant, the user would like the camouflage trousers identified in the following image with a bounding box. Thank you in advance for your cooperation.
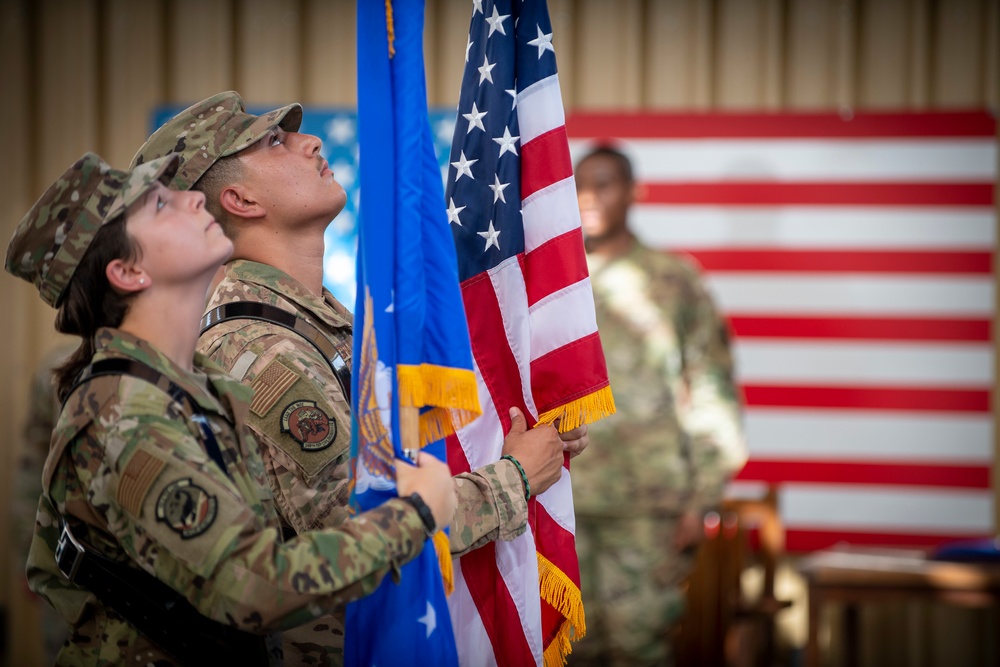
[569,514,694,667]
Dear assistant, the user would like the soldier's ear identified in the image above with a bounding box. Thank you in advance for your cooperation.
[219,184,266,220]
[106,258,149,295]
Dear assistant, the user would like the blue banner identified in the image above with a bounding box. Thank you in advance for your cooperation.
[346,2,479,665]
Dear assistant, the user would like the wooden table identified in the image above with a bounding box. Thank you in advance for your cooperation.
[799,547,1000,667]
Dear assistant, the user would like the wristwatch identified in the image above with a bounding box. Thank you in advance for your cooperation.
[402,492,437,537]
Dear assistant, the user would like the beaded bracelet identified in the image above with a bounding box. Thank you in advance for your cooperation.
[501,454,531,500]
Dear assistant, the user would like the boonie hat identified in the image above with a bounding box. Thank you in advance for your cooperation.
[130,90,303,191]
[5,152,180,307]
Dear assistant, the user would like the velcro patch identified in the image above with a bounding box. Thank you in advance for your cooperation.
[280,400,337,451]
[249,359,299,417]
[155,478,218,539]
[117,449,166,517]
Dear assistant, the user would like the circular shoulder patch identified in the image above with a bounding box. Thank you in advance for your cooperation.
[155,478,218,539]
[281,399,337,451]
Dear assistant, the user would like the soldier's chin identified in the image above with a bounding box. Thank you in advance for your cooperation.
[579,213,606,239]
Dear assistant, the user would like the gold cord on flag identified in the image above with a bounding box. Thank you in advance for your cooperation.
[434,530,454,595]
[400,407,455,594]
[384,0,395,58]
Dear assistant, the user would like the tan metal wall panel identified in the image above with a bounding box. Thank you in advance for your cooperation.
[302,0,357,106]
[0,6,36,667]
[548,0,576,108]
[933,0,987,106]
[167,0,234,103]
[644,0,715,108]
[786,0,840,108]
[235,0,302,104]
[715,0,784,108]
[857,0,912,107]
[104,0,165,168]
[985,0,998,109]
[573,0,643,108]
[426,0,470,107]
[38,0,100,186]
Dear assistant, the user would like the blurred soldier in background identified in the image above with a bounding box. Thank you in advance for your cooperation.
[569,146,747,667]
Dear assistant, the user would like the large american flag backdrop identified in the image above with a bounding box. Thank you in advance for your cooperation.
[567,111,997,552]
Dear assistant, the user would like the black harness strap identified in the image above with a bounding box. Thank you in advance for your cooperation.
[55,519,270,666]
[70,358,231,479]
[201,301,352,402]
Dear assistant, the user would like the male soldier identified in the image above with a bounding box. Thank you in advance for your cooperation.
[132,92,585,665]
[568,146,747,667]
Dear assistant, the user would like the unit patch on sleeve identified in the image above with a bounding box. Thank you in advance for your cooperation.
[155,478,218,539]
[280,400,337,451]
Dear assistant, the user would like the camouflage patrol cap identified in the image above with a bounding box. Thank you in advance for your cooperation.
[130,90,303,191]
[5,152,180,307]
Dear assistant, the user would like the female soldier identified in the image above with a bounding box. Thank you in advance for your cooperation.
[5,152,456,666]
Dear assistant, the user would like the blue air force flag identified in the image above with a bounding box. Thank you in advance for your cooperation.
[346,2,480,666]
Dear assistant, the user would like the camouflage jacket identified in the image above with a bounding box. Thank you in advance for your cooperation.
[572,241,746,519]
[27,328,427,666]
[199,260,528,664]
[13,343,74,561]
[199,260,527,549]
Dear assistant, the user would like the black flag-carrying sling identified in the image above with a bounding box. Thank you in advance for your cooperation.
[201,301,352,403]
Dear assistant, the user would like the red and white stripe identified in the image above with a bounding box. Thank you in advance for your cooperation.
[568,111,996,552]
[448,76,600,664]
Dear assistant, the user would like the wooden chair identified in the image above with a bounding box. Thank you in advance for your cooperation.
[676,486,792,667]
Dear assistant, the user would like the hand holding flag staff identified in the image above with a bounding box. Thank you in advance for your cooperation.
[445,1,615,665]
[347,2,481,665]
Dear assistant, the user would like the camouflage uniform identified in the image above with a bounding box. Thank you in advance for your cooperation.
[12,343,74,662]
[199,260,529,664]
[134,92,529,665]
[6,153,430,666]
[570,241,746,666]
[27,330,427,666]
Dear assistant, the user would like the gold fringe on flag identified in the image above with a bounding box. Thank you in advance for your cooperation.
[543,630,573,667]
[433,530,454,595]
[534,387,611,663]
[397,363,482,446]
[536,384,616,432]
[537,552,586,667]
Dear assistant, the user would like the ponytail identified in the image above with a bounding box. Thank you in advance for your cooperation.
[53,218,139,401]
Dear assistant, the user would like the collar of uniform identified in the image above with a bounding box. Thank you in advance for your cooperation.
[585,236,644,277]
[92,328,228,416]
[222,259,352,332]
[197,352,253,425]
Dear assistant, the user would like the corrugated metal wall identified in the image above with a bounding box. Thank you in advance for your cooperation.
[0,1,996,665]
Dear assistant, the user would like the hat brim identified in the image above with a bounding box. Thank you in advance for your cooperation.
[103,154,182,225]
[220,103,304,158]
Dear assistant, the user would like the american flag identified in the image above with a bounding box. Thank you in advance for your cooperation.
[444,1,614,665]
[567,111,997,552]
